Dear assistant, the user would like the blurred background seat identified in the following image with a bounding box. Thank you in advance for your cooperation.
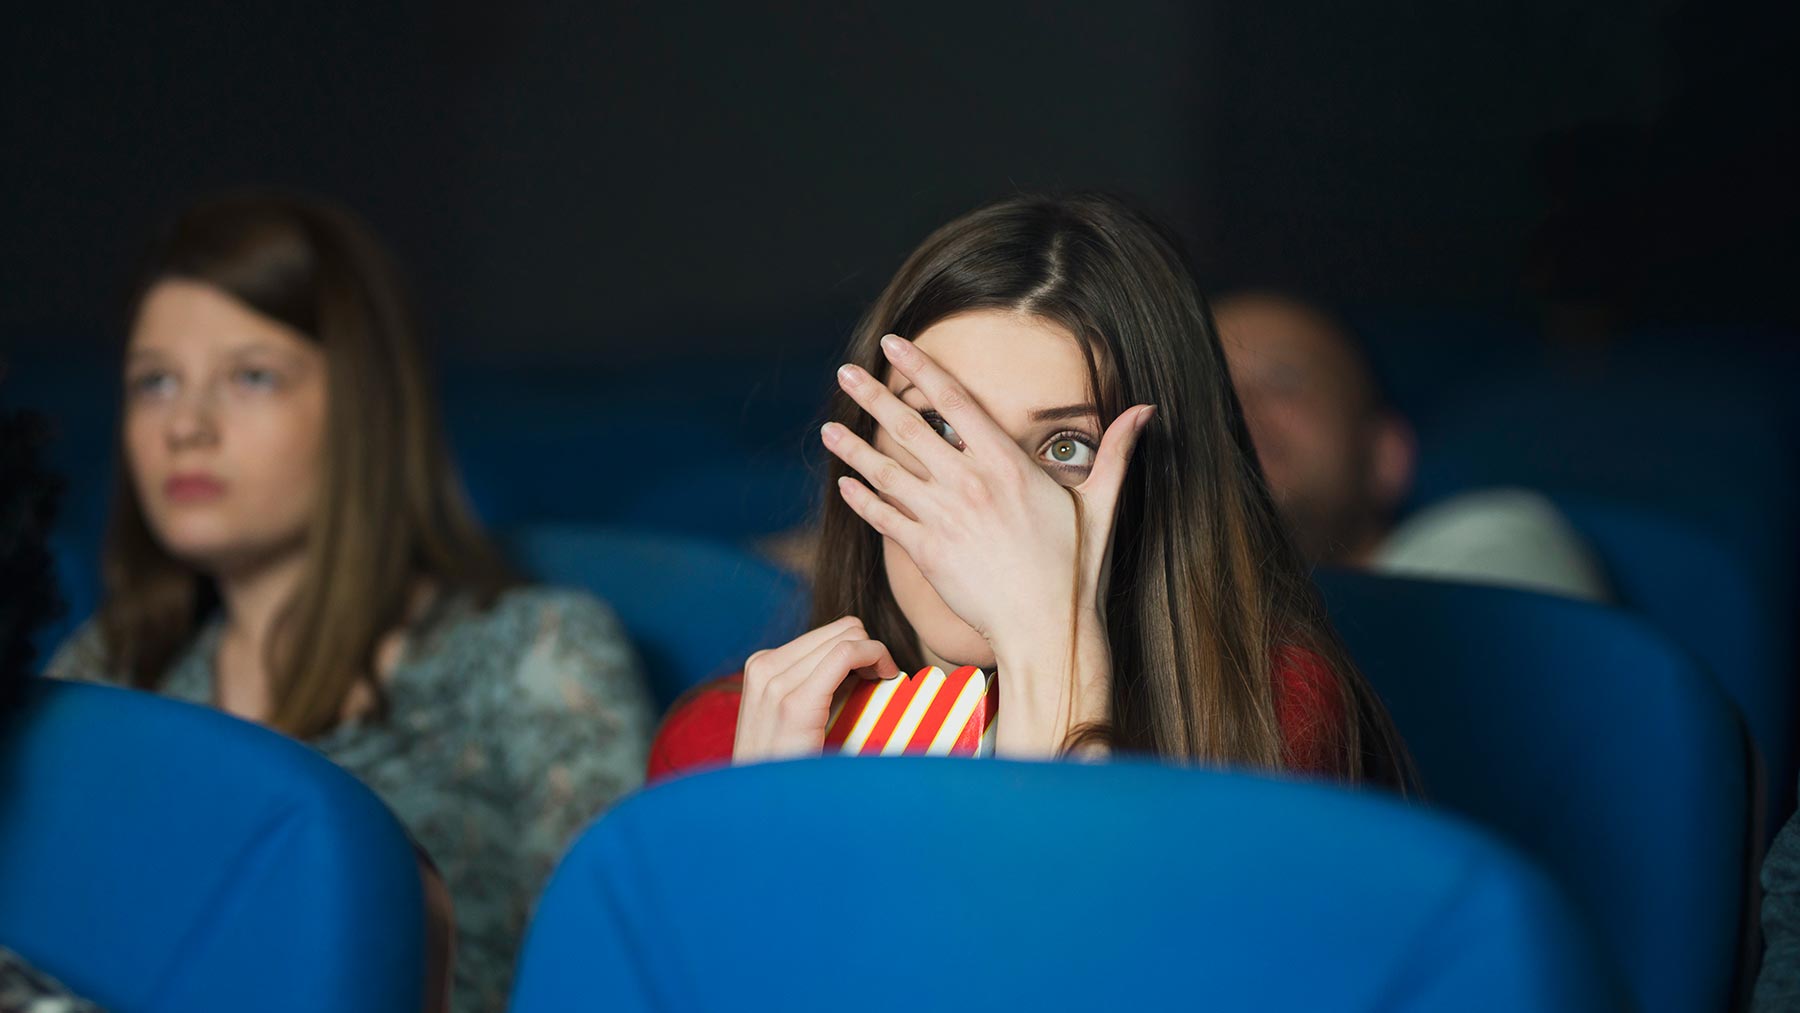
[1315,568,1755,1013]
[0,680,445,1013]
[3,345,118,658]
[505,524,809,710]
[1550,491,1791,828]
[1406,362,1798,559]
[608,455,817,540]
[1345,311,1799,828]
[511,758,1621,1013]
[1343,306,1540,426]
[442,351,830,537]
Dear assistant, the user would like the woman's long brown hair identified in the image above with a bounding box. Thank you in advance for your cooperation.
[100,190,514,738]
[810,193,1416,791]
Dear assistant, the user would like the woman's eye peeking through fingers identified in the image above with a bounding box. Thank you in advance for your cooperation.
[921,411,965,450]
[1041,431,1097,472]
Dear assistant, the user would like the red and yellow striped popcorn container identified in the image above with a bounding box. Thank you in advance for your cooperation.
[822,666,997,757]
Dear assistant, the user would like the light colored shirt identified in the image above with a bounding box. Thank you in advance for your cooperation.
[1374,488,1613,603]
[45,586,653,1013]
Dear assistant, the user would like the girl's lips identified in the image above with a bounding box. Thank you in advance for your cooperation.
[164,474,227,502]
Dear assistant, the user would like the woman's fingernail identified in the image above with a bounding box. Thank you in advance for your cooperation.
[821,421,843,443]
[1140,405,1158,426]
[837,364,861,387]
[879,334,909,359]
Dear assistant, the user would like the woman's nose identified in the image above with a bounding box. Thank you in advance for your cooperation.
[165,382,220,448]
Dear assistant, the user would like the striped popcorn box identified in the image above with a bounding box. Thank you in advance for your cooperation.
[822,666,997,757]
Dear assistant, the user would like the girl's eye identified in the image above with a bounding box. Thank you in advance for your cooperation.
[1042,433,1097,469]
[127,371,178,400]
[922,411,964,450]
[233,366,280,390]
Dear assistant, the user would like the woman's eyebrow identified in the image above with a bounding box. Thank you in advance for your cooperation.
[1029,403,1099,423]
[894,383,1094,424]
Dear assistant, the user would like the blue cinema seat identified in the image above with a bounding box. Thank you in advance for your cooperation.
[1315,568,1754,1013]
[1551,492,1793,828]
[443,349,832,537]
[505,525,809,711]
[452,394,744,533]
[608,453,818,539]
[511,758,1621,1012]
[0,680,444,1013]
[1402,362,1797,667]
[1341,306,1538,426]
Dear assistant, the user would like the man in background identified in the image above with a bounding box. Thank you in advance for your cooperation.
[1213,292,1611,603]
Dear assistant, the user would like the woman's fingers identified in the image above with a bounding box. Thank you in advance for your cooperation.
[736,624,890,764]
[746,615,864,678]
[837,476,924,548]
[821,422,930,510]
[834,362,965,476]
[875,334,1012,456]
[764,625,875,701]
[1080,404,1157,521]
[801,638,901,701]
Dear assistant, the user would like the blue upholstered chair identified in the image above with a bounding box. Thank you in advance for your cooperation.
[0,680,448,1013]
[1552,492,1793,828]
[505,525,808,710]
[1315,568,1755,1013]
[444,351,830,538]
[512,758,1620,1012]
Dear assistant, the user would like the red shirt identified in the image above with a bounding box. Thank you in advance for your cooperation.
[647,648,1347,784]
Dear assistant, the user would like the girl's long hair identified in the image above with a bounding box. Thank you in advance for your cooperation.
[809,193,1414,790]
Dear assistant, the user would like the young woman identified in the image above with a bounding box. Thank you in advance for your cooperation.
[651,193,1412,788]
[45,191,655,1013]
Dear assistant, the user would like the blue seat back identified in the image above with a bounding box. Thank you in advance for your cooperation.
[444,352,831,537]
[1552,492,1791,827]
[0,680,432,1013]
[505,525,808,710]
[1315,568,1751,1013]
[1342,307,1538,425]
[512,758,1619,1012]
[1404,367,1797,663]
[609,455,817,539]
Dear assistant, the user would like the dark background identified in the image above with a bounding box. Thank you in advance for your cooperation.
[5,5,1797,960]
[5,0,1795,367]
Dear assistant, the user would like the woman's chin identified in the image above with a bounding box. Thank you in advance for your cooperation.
[919,632,997,673]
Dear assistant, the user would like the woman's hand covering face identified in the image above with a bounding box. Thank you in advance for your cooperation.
[823,333,1155,676]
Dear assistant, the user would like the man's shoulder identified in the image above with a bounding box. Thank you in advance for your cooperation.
[1376,487,1612,602]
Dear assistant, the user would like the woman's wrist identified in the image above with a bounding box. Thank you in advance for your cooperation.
[990,610,1112,757]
